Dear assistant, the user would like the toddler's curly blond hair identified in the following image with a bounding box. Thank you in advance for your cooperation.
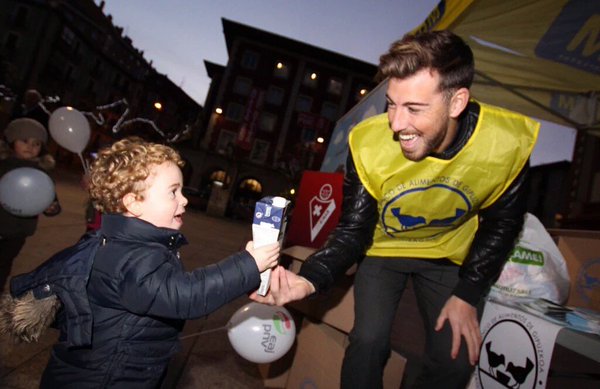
[89,137,184,214]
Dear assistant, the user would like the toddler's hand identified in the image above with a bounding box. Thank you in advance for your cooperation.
[245,241,280,272]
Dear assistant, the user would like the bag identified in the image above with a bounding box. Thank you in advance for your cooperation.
[489,213,570,304]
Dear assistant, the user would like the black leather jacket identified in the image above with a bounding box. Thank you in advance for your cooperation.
[298,103,529,307]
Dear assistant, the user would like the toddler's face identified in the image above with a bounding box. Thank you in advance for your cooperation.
[13,138,42,160]
[135,161,188,230]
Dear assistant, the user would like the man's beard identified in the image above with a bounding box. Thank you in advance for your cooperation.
[394,125,448,162]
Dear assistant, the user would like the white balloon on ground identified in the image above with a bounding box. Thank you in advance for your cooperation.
[227,302,296,364]
[48,106,91,154]
[0,167,55,217]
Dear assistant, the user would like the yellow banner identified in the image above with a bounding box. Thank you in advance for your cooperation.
[412,0,600,132]
[411,0,476,34]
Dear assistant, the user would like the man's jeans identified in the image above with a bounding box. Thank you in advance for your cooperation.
[341,256,482,389]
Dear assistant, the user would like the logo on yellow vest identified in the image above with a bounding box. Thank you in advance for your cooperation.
[381,183,472,239]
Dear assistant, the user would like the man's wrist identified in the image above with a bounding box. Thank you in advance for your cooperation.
[298,276,316,295]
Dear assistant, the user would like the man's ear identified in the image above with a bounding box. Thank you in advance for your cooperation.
[123,192,141,216]
[449,87,470,119]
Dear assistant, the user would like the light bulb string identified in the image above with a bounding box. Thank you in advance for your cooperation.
[0,85,189,143]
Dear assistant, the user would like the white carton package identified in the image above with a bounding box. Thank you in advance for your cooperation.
[253,196,290,296]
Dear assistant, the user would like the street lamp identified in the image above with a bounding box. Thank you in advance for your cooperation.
[154,101,163,111]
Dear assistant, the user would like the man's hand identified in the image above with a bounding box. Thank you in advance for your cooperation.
[435,295,482,365]
[249,266,316,306]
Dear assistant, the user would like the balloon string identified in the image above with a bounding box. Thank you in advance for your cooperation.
[78,153,89,174]
[179,324,229,340]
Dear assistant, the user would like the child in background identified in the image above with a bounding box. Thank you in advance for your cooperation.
[80,166,102,232]
[0,118,61,291]
[5,137,280,388]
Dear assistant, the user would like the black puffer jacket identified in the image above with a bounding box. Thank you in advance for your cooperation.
[298,103,529,307]
[39,214,260,388]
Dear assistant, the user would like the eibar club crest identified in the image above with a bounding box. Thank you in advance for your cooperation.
[309,184,336,242]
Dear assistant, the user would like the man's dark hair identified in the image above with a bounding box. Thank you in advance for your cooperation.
[377,30,474,95]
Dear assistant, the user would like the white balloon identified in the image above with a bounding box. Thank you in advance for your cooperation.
[227,302,296,364]
[48,106,91,154]
[0,167,55,217]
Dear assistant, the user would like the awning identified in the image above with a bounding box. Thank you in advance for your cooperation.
[412,0,600,135]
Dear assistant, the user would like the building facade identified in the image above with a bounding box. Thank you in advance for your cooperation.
[0,0,200,150]
[183,18,377,218]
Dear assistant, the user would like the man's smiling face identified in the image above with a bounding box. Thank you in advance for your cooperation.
[386,69,461,161]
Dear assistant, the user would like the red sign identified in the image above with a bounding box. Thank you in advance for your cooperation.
[297,112,329,132]
[237,88,264,150]
[286,171,344,248]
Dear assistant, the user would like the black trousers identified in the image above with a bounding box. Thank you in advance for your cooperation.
[0,237,27,292]
[341,256,483,389]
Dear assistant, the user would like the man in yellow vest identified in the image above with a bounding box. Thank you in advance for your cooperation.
[252,30,538,388]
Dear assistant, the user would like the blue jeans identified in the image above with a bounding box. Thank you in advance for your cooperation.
[341,257,482,389]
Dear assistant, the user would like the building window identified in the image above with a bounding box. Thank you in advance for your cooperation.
[249,140,270,163]
[92,58,103,77]
[210,169,230,186]
[265,85,284,106]
[225,102,244,122]
[273,62,289,79]
[87,79,96,93]
[328,78,344,95]
[321,102,338,121]
[301,127,317,143]
[295,95,313,112]
[233,77,252,96]
[11,6,29,28]
[113,73,122,87]
[241,50,259,70]
[4,32,19,52]
[64,64,75,82]
[302,70,318,88]
[61,26,76,47]
[216,130,236,154]
[238,178,262,194]
[259,112,277,132]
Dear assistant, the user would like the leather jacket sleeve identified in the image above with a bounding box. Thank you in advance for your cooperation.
[298,153,378,293]
[453,161,530,306]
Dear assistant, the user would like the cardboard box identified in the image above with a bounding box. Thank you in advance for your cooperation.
[286,319,406,389]
[258,350,295,389]
[281,245,356,333]
[550,229,600,311]
[257,311,303,389]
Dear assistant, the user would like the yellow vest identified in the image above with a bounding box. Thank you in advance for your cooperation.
[348,101,539,264]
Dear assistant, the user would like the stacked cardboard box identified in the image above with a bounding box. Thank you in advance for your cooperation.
[549,229,600,311]
[257,246,406,388]
[286,318,406,388]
